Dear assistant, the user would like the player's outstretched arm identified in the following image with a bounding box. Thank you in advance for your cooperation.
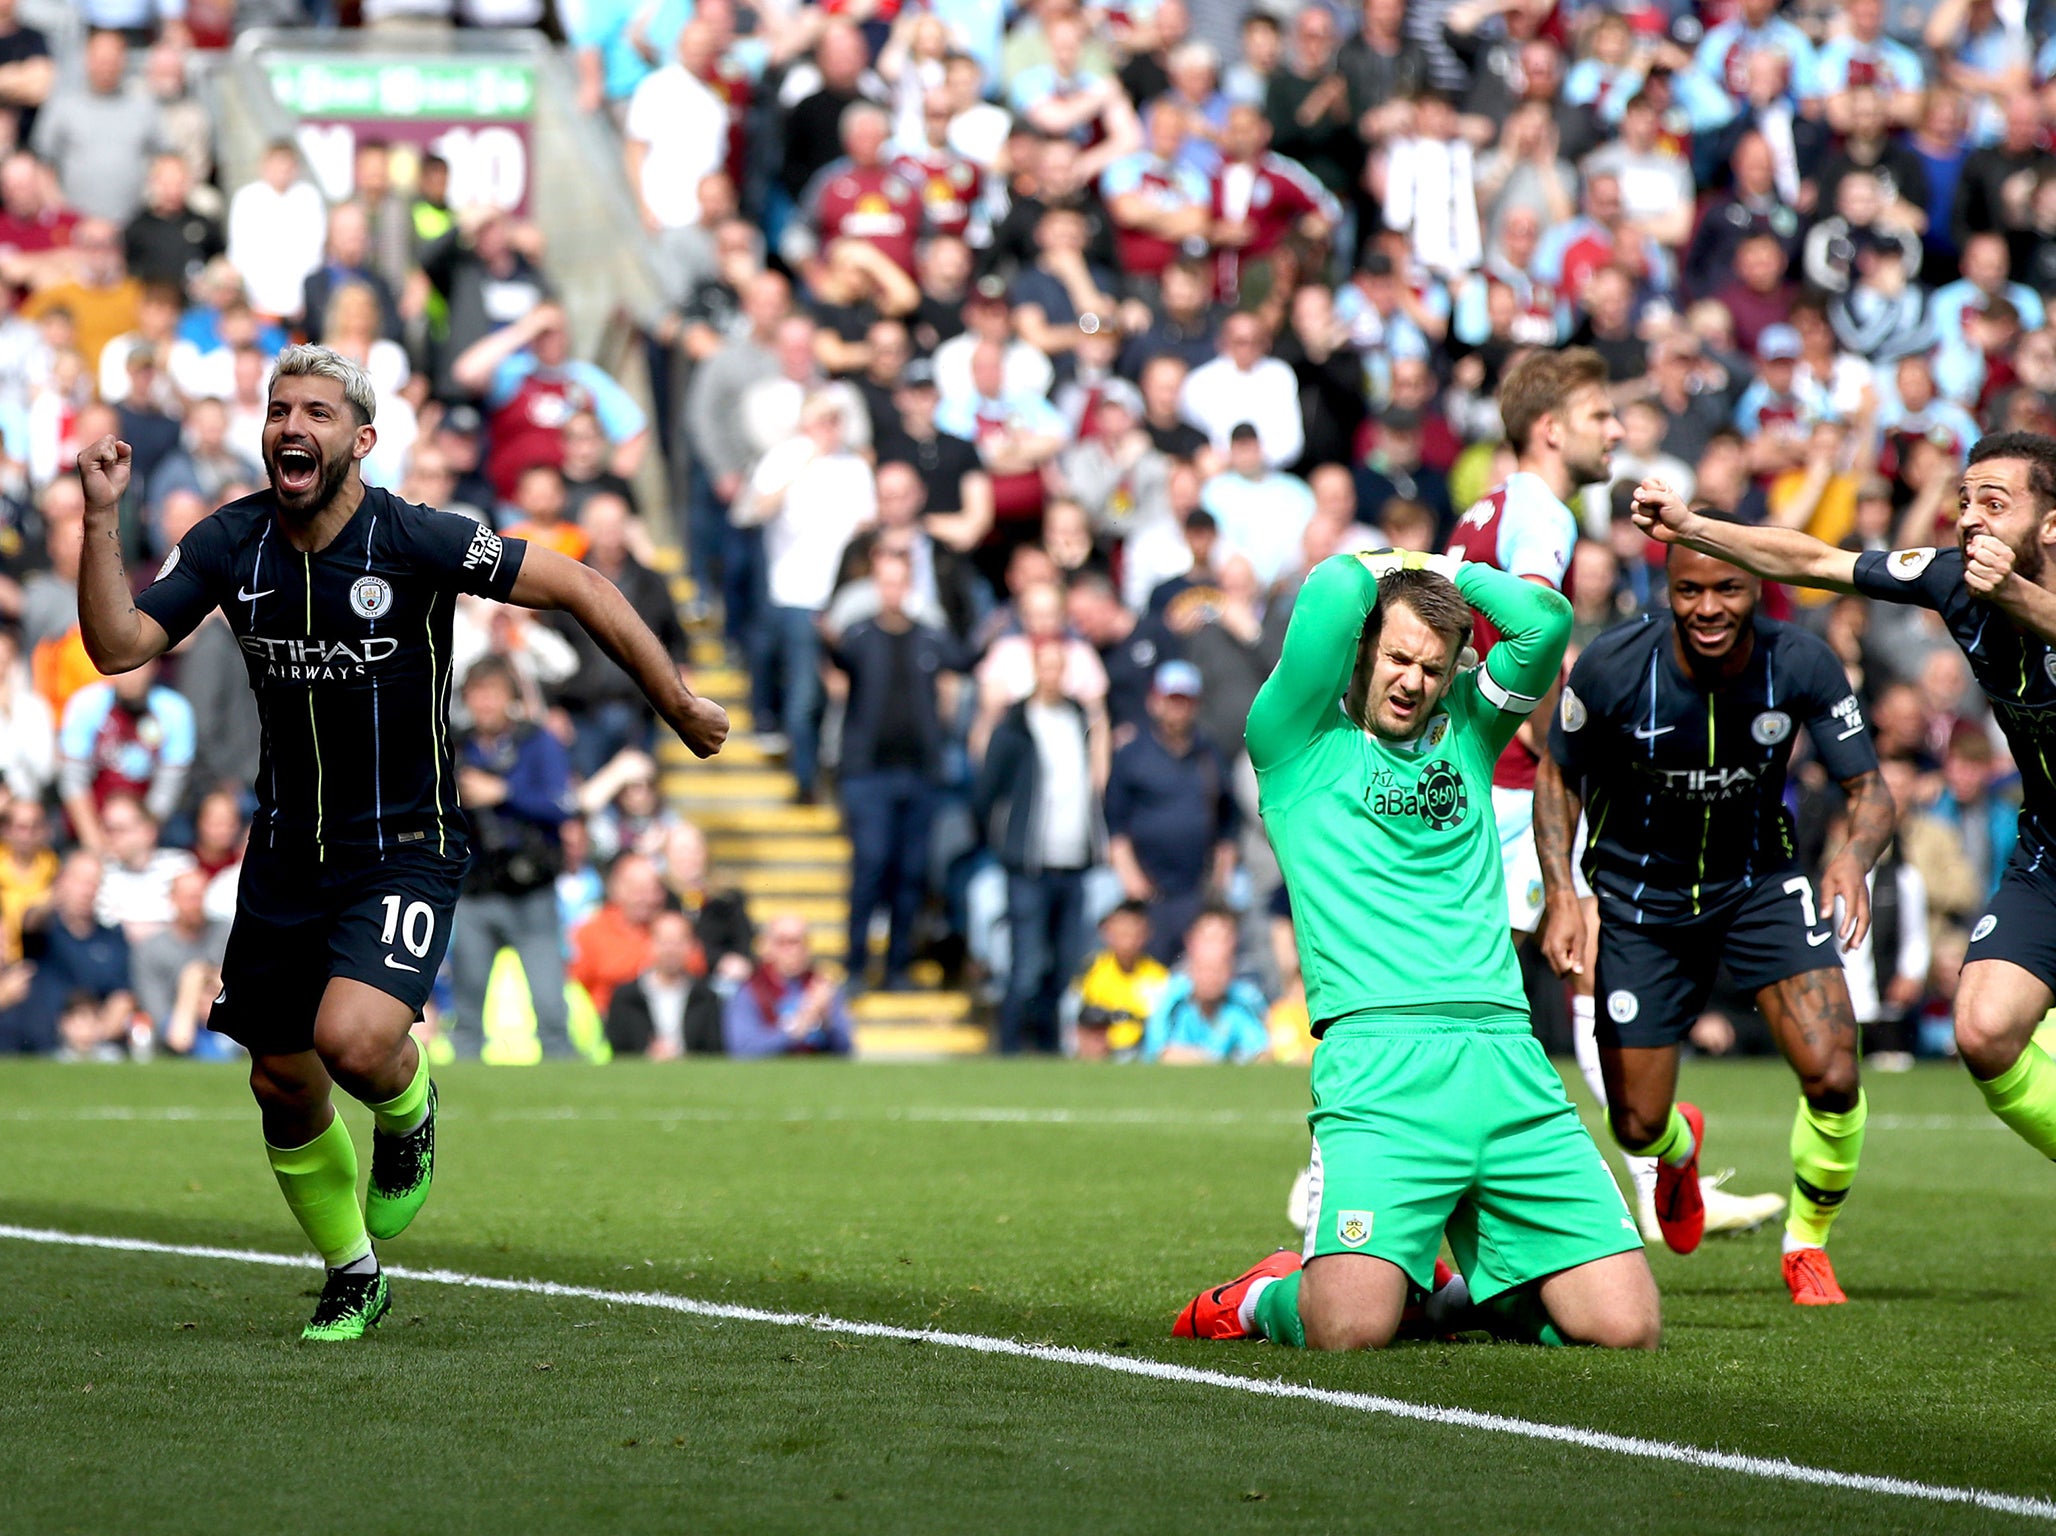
[76,436,173,675]
[1817,769,1895,951]
[1533,752,1585,977]
[509,545,729,759]
[1630,477,1861,593]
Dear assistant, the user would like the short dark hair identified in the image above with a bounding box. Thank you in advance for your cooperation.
[1966,431,2056,515]
[1106,898,1151,924]
[1365,567,1472,655]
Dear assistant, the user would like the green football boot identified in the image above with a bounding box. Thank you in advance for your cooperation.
[366,1080,436,1241]
[302,1266,391,1342]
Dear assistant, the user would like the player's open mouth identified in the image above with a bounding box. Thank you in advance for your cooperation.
[275,446,320,494]
[1688,622,1732,647]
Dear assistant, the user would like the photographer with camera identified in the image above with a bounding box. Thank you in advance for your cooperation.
[449,655,578,1060]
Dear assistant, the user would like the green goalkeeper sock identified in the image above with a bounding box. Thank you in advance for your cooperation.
[1619,1104,1694,1166]
[266,1113,372,1269]
[367,1046,429,1136]
[1250,1270,1307,1349]
[1787,1091,1866,1248]
[1974,1042,2056,1160]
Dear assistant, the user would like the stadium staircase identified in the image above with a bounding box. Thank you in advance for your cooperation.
[649,555,992,1060]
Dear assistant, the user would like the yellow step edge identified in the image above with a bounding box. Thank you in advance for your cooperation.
[664,770,797,798]
[682,668,750,697]
[854,1022,992,1058]
[849,991,972,1022]
[661,739,774,768]
[673,804,842,834]
[749,895,849,923]
[731,867,849,895]
[707,836,852,864]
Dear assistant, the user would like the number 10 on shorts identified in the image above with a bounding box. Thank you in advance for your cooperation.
[381,895,436,959]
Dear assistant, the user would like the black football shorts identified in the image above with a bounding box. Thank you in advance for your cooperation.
[209,840,465,1055]
[1593,871,1838,1050]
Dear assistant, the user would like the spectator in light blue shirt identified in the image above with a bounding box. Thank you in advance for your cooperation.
[575,0,695,116]
[1141,910,1269,1063]
[1927,232,2047,403]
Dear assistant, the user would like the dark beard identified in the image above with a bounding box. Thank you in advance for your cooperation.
[1962,529,2045,584]
[2017,537,2046,584]
[1568,448,1612,491]
[267,445,352,519]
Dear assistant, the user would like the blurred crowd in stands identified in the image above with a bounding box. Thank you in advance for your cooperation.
[0,0,2047,1065]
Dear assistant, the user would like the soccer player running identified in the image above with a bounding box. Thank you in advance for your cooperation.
[1630,435,2056,1191]
[1533,534,1892,1305]
[1175,550,1660,1351]
[1442,344,1782,1237]
[75,347,729,1339]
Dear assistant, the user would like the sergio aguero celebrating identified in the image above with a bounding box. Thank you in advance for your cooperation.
[75,346,729,1340]
[1174,551,1659,1351]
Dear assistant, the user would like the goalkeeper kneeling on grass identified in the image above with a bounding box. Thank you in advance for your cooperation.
[1173,551,1660,1350]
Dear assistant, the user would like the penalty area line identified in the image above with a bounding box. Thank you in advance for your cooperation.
[4,1222,2051,1523]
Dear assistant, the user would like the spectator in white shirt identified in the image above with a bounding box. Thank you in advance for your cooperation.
[92,794,194,946]
[735,393,877,799]
[0,624,54,803]
[625,19,730,302]
[225,140,327,322]
[1179,311,1303,468]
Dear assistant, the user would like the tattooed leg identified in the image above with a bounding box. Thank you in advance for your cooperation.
[1760,969,1866,1248]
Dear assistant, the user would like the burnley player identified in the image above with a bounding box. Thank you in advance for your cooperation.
[1535,535,1892,1304]
[1444,347,1616,940]
[1176,551,1657,1352]
[1632,439,2056,1183]
[76,347,728,1339]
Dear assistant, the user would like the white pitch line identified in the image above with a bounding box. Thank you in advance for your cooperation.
[3,1224,2050,1524]
[0,1105,2005,1132]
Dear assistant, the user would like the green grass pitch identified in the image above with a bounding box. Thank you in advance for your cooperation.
[3,1056,2054,1535]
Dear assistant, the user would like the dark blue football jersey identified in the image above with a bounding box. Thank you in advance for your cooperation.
[1852,544,2056,854]
[135,487,529,862]
[1549,611,1878,919]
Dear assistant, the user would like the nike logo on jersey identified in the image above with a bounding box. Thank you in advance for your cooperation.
[383,955,421,973]
[1806,930,1834,947]
[1632,725,1677,740]
[238,587,276,601]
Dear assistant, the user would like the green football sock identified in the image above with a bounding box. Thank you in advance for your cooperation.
[1974,1041,2056,1160]
[1787,1091,1866,1248]
[367,1046,429,1136]
[1478,1282,1567,1348]
[1250,1270,1307,1349]
[266,1113,372,1269]
[1618,1104,1694,1166]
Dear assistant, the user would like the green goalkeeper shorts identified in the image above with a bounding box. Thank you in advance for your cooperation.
[1302,1018,1642,1302]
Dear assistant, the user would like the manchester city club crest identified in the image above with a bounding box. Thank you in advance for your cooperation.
[1751,710,1792,746]
[1415,760,1468,830]
[349,575,394,620]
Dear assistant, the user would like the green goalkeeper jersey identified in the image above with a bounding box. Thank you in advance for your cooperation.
[1247,556,1572,1032]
